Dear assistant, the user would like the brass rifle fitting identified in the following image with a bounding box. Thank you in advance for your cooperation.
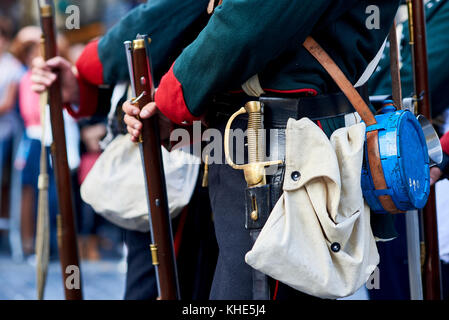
[150,244,159,266]
[56,214,62,252]
[40,4,52,18]
[133,39,146,50]
[406,0,415,45]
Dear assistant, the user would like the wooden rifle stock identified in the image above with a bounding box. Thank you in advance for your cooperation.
[407,0,442,300]
[128,38,180,300]
[38,2,82,300]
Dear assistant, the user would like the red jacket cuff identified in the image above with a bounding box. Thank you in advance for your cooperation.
[66,40,104,118]
[442,131,449,155]
[65,75,99,119]
[76,40,104,86]
[155,64,201,125]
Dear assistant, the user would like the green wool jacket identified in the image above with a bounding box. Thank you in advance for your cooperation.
[74,0,400,124]
[73,0,401,240]
[369,0,449,118]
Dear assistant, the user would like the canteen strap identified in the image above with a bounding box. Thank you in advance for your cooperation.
[303,36,403,214]
[303,37,376,126]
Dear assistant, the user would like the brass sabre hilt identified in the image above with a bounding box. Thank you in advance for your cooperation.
[224,101,283,188]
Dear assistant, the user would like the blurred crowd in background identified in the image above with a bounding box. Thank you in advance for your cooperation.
[0,0,145,264]
[0,0,449,301]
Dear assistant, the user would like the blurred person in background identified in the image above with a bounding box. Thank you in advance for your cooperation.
[430,128,449,300]
[11,26,80,258]
[30,1,218,300]
[9,26,42,255]
[431,131,449,186]
[102,0,143,29]
[77,117,108,261]
[69,43,109,261]
[69,43,122,261]
[0,17,25,222]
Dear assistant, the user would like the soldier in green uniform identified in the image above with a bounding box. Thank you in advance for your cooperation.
[121,0,400,299]
[31,0,216,300]
[33,0,400,299]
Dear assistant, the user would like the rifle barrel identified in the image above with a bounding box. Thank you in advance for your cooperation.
[38,2,82,300]
[408,0,442,300]
[131,38,180,300]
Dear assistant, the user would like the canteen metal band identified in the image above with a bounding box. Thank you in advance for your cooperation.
[302,37,440,215]
[223,100,440,215]
[361,101,440,214]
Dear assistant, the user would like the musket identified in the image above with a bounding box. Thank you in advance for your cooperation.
[389,20,424,300]
[125,36,180,300]
[37,0,83,300]
[406,0,442,300]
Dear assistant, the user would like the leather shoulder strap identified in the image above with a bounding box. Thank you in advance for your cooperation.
[303,37,377,126]
[303,36,403,214]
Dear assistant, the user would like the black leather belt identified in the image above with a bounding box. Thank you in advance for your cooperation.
[211,85,369,129]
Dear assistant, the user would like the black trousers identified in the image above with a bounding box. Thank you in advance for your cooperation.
[368,215,410,300]
[369,214,449,300]
[123,118,321,300]
[123,229,158,300]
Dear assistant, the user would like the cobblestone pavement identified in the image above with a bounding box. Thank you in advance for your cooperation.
[0,254,127,300]
[0,252,372,300]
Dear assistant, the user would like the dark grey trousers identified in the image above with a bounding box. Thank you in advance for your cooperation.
[123,171,217,300]
[208,119,318,300]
